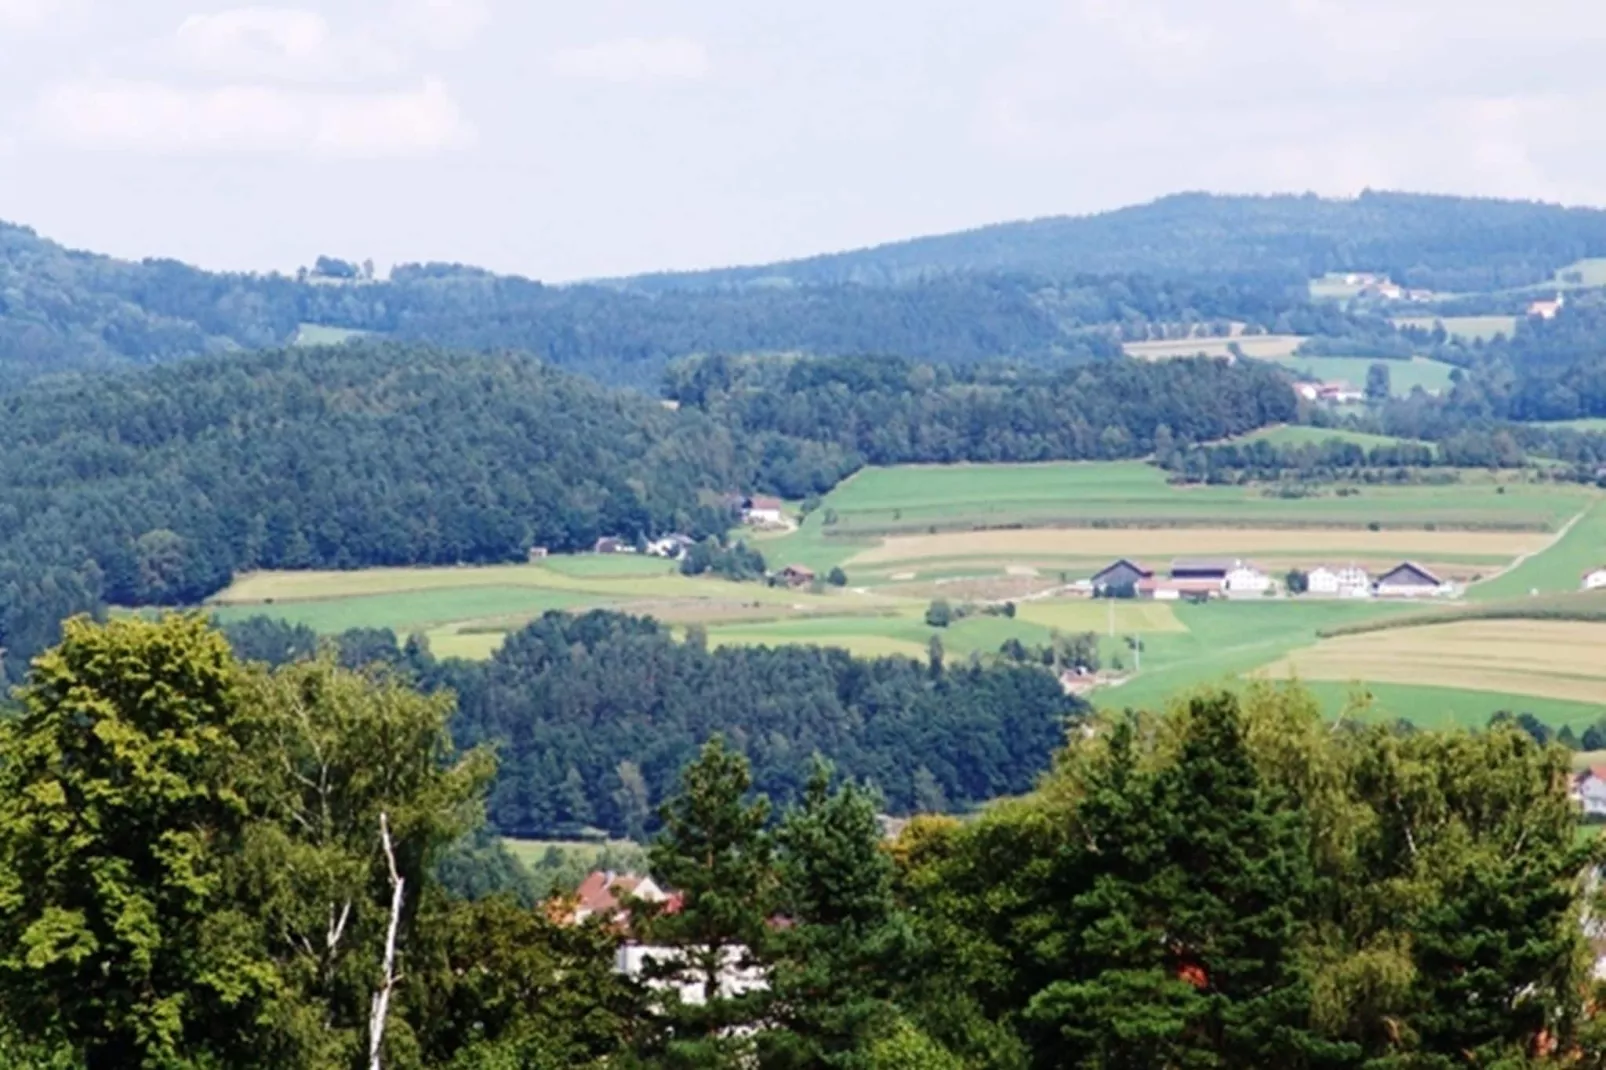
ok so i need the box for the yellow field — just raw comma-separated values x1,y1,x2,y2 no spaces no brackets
213,564,890,611
847,527,1547,567
1014,600,1186,633
1124,335,1304,360
1259,620,1606,705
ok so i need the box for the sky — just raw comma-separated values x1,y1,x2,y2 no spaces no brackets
1,0,1604,281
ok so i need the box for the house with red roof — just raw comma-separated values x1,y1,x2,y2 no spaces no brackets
568,870,673,925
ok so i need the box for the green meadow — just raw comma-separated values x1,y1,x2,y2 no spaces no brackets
201,457,1606,729
1272,354,1457,395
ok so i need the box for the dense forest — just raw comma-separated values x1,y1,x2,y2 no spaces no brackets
0,344,1293,676
625,190,1606,291
0,614,1597,1069
666,352,1297,496
225,610,1081,838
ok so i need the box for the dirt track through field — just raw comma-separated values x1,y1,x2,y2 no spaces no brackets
1259,620,1606,705
848,527,1548,567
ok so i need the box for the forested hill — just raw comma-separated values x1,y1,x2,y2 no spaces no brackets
625,191,1606,292
3,219,1293,388
0,343,1292,676
11,189,1606,388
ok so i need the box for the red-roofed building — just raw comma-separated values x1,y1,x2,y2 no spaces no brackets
568,871,670,924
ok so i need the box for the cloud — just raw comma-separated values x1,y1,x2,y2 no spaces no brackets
551,36,709,83
400,0,490,50
0,0,58,28
173,7,405,80
37,77,470,156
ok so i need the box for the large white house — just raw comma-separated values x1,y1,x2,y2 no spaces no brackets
1584,567,1606,592
1308,565,1372,599
1223,562,1272,597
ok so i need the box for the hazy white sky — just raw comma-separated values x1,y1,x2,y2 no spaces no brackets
1,0,1603,280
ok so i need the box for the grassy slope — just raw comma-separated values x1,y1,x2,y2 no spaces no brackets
1469,498,1606,601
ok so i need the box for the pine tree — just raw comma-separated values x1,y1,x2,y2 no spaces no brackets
643,737,776,1067
761,758,909,1068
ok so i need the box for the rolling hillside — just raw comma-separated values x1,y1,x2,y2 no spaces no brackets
622,191,1606,292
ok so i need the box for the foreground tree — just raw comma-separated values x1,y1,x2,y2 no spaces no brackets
761,759,910,1068
0,616,275,1068
642,737,776,1067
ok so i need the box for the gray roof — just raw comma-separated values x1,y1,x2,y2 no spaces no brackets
1378,562,1442,585
1170,557,1242,574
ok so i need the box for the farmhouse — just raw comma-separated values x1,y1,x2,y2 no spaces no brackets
1308,565,1372,598
527,545,549,561
1583,567,1606,591
1090,558,1153,593
777,564,816,587
1528,292,1566,320
568,871,672,925
1570,769,1606,817
594,536,633,554
1317,382,1365,404
744,495,786,526
1375,562,1449,598
1294,382,1320,402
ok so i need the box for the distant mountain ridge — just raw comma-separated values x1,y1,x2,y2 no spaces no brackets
5,190,1606,388
617,191,1606,293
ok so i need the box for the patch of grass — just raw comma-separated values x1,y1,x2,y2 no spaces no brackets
1237,425,1431,450
539,554,679,578
293,323,372,346
1528,417,1606,433
211,586,600,634
1392,315,1517,342
1272,354,1456,396
1317,590,1606,639
1301,682,1603,731
1124,335,1305,361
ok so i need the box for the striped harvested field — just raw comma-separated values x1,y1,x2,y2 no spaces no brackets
847,527,1547,567
1259,620,1606,705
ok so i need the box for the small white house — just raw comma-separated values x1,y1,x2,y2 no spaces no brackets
743,496,785,526
1583,567,1606,592
1571,768,1606,817
1224,563,1272,597
1308,565,1372,599
615,943,769,1007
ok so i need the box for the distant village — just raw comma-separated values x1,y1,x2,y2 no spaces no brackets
1080,557,1458,601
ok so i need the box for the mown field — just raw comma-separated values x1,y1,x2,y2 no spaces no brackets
1270,354,1456,395
203,458,1605,728
1123,334,1303,360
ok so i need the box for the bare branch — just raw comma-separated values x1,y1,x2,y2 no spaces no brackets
368,812,405,1070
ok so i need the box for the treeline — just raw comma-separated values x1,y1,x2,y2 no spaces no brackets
1162,433,1530,483
666,352,1297,497
1,218,1339,389
0,344,1295,675
3,614,1600,1069
625,190,1606,291
224,611,1084,839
